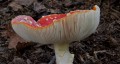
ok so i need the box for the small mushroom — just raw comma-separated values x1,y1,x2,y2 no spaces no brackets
11,5,100,64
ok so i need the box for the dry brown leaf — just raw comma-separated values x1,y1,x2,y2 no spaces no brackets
1,30,7,37
14,0,35,7
33,2,47,13
12,56,26,64
9,2,23,11
8,34,27,49
49,9,61,13
6,23,28,49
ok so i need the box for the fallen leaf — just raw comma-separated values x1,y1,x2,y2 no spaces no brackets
12,56,26,64
48,9,61,13
15,0,35,7
9,2,23,11
5,23,28,49
33,2,47,13
8,34,27,49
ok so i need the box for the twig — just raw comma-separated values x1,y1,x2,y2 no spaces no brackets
94,50,106,60
79,55,84,62
110,7,120,14
111,12,120,19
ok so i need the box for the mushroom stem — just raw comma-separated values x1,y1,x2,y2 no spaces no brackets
54,43,74,64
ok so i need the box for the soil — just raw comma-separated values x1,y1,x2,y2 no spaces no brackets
0,0,120,64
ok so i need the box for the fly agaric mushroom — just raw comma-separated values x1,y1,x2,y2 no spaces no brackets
11,5,100,64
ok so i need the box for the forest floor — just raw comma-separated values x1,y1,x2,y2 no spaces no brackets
0,0,120,64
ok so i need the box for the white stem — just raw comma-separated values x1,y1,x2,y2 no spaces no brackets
54,43,74,64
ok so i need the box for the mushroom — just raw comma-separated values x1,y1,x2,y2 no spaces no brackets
11,5,100,64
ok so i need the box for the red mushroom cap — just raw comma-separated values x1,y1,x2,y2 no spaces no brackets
11,5,100,44
37,14,66,27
